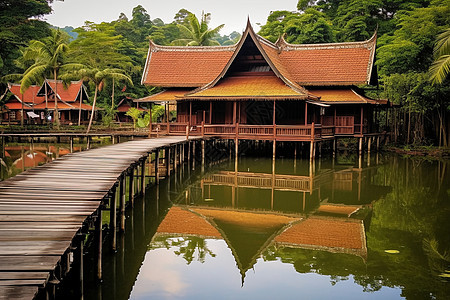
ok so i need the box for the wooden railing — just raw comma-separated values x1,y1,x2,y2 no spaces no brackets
148,117,373,140
203,171,312,192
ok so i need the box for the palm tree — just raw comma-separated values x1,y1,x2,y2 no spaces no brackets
172,12,224,46
429,28,450,85
21,29,83,127
75,67,132,133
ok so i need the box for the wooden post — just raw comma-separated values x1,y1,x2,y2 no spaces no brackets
273,100,276,125
235,139,239,174
174,145,178,172
201,121,204,137
189,101,192,127
155,149,160,184
186,125,189,140
310,142,315,161
70,136,74,153
360,106,364,134
141,158,146,195
96,209,102,280
148,104,152,138
192,141,196,170
333,138,337,157
368,137,372,153
78,234,84,298
201,140,205,172
128,167,134,206
233,101,237,124
119,175,125,232
305,102,308,125
166,147,171,177
179,144,183,165
209,102,212,124
110,186,117,251
86,136,91,150
359,137,363,154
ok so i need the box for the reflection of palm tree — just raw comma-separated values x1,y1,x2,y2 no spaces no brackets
167,237,216,264
172,12,224,46
423,238,450,279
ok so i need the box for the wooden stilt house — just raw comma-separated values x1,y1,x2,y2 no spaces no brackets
2,80,94,125
141,21,387,145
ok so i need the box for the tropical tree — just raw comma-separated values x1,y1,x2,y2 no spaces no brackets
74,67,133,133
20,29,83,127
429,28,450,85
126,107,143,129
172,12,224,46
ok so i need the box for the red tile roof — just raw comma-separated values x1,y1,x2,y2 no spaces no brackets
156,206,222,238
33,101,94,111
40,80,84,102
7,83,45,105
185,74,309,100
4,101,33,110
142,23,376,88
275,217,366,251
135,89,193,102
309,89,377,104
141,42,236,87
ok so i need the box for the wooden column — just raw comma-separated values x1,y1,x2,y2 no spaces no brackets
360,106,364,134
141,158,146,195
233,101,237,124
128,167,134,206
368,137,372,153
201,140,205,172
305,102,308,125
174,145,178,172
148,104,152,138
110,186,117,251
209,102,212,124
155,150,160,184
166,147,171,177
70,136,74,153
77,234,84,298
86,136,91,150
192,141,196,170
359,137,363,154
119,174,125,232
96,209,102,280
189,101,192,127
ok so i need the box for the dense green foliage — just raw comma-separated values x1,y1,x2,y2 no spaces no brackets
259,0,450,146
1,1,449,145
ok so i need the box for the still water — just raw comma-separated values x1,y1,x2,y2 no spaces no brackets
82,150,449,300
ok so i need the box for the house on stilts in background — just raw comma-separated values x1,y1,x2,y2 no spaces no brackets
2,80,95,125
140,20,389,157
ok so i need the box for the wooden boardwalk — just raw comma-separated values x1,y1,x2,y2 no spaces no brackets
0,136,198,299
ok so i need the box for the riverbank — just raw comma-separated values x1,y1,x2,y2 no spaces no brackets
386,145,450,159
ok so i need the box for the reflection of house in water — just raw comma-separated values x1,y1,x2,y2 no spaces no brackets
154,203,367,284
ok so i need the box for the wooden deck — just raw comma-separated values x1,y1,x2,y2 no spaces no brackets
0,136,198,300
149,122,384,141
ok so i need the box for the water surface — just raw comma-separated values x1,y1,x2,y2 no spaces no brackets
84,152,450,300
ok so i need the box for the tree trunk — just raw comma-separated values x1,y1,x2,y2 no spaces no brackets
86,85,98,134
54,69,60,128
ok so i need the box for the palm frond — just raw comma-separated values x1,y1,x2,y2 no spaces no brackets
434,28,450,57
429,54,450,85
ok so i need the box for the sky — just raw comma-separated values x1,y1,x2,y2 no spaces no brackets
45,0,299,35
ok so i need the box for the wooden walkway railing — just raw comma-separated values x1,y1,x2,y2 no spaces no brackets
0,136,199,300
149,117,370,141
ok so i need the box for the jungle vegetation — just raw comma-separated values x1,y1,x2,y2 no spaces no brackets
0,0,449,146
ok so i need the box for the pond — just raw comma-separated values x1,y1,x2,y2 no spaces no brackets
80,150,450,300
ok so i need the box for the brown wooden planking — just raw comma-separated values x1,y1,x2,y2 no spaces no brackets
0,256,60,271
0,136,199,298
0,286,38,300
0,272,48,280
